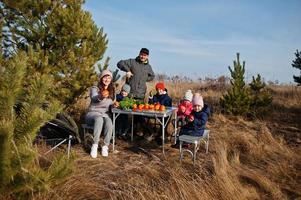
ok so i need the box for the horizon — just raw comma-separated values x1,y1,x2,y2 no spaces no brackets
83,0,301,84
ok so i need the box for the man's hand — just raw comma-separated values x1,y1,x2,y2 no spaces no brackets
126,71,133,78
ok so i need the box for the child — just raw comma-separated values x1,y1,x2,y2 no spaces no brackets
148,82,172,107
147,82,172,142
176,90,193,127
172,93,210,148
179,93,210,137
116,84,131,139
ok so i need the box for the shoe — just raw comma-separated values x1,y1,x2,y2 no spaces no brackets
90,144,98,158
146,134,155,142
121,133,128,141
136,131,144,137
101,145,109,157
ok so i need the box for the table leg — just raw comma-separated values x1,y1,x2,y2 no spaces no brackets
174,111,177,144
131,114,134,142
113,112,116,151
162,116,165,155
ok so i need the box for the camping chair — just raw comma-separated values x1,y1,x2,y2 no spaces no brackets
179,130,210,165
38,113,79,159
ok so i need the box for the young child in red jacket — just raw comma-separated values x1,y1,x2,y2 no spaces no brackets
177,90,193,127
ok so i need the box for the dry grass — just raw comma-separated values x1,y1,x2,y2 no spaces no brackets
36,82,301,200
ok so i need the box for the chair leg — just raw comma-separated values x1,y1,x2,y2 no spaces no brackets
193,142,197,165
179,141,183,163
205,133,209,154
67,135,72,158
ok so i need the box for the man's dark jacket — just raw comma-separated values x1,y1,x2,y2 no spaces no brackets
117,57,155,99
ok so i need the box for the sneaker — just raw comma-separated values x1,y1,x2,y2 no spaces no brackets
146,134,155,142
120,133,128,141
136,131,144,137
101,145,109,157
90,144,98,158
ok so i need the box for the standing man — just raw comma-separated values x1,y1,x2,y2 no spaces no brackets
117,48,155,101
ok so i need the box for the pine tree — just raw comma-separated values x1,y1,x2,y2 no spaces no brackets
249,74,272,117
0,0,108,106
220,53,251,115
0,51,73,199
292,49,301,85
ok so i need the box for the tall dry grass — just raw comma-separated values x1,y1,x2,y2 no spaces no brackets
37,81,301,200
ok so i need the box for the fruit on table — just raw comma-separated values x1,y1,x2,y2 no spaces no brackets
149,104,154,110
154,104,160,110
119,97,137,109
101,89,109,98
144,104,149,110
133,104,137,109
159,105,166,111
138,104,144,110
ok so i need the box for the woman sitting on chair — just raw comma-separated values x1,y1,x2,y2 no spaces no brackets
85,70,117,158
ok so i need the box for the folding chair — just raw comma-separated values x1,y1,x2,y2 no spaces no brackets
179,130,210,164
44,135,73,158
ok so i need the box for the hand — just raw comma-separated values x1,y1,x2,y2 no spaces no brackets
113,101,119,108
101,90,109,98
188,115,194,122
149,90,153,97
126,71,133,78
179,105,186,114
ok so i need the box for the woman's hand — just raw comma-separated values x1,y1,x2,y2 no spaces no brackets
113,101,119,108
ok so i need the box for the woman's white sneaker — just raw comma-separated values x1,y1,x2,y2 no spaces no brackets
101,145,109,157
90,144,98,158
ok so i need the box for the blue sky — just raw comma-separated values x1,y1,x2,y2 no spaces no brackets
83,0,301,83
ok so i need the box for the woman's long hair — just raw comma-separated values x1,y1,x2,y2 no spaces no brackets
98,77,115,100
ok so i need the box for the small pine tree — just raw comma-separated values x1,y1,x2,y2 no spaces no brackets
220,53,251,115
0,51,73,199
249,74,272,117
292,49,301,85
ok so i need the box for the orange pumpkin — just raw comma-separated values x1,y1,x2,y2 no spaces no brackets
154,104,160,110
138,104,144,110
101,89,109,98
149,104,154,110
159,105,166,111
144,104,149,110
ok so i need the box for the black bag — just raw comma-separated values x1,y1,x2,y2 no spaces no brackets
37,113,81,144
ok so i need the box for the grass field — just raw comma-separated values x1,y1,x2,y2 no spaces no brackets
39,81,301,200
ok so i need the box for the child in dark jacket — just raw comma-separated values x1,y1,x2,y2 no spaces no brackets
148,82,172,107
116,84,131,139
179,93,210,137
146,82,172,142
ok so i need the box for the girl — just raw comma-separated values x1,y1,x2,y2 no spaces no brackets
179,93,210,137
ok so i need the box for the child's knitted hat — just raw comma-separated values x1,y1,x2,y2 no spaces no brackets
122,84,131,93
155,82,165,90
192,93,204,107
184,90,193,101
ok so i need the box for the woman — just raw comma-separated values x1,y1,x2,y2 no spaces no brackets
85,70,115,158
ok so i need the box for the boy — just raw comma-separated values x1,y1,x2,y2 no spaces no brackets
116,84,131,139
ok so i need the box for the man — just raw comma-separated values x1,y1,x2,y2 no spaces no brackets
117,48,155,101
